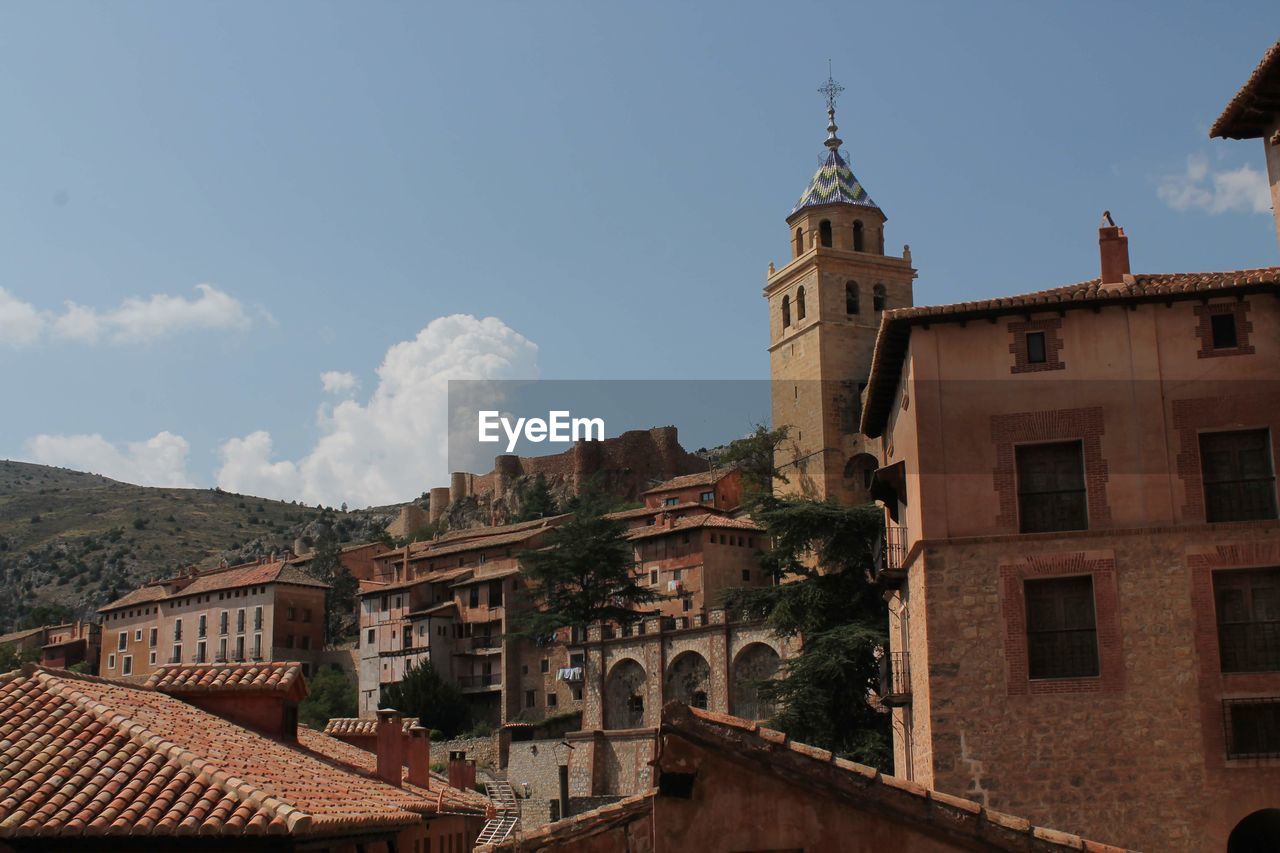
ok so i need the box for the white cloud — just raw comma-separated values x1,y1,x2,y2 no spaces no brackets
217,314,539,507
1158,153,1272,215
24,431,194,488
52,283,252,344
0,288,46,348
320,370,359,395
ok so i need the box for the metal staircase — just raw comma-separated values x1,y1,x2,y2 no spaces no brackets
475,780,521,845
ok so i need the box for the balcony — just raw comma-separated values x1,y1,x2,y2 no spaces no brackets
1222,696,1280,760
458,673,501,691
879,651,911,707
874,525,908,589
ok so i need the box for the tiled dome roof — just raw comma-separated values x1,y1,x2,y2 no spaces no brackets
792,147,879,216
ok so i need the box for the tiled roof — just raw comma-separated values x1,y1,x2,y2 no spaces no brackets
640,468,734,495
409,600,459,617
476,790,655,851
100,559,328,613
0,626,45,646
791,148,880,216
1211,39,1280,139
860,266,1280,437
435,514,571,545
97,583,169,613
416,527,548,560
0,666,431,839
145,662,307,698
322,716,419,737
626,513,762,542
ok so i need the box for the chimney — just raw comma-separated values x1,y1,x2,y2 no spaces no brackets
447,749,476,792
1098,211,1131,287
375,709,404,787
407,726,432,789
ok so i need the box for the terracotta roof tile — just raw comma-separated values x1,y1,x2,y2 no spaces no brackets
100,560,327,613
1211,39,1280,139
145,662,307,699
322,717,418,737
640,468,734,495
625,513,762,541
0,666,431,839
476,789,655,852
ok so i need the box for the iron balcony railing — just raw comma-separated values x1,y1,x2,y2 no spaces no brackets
874,526,909,588
472,636,501,650
879,651,912,707
1222,697,1280,760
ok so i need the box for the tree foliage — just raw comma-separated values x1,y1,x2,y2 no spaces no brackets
516,494,657,637
18,603,73,630
380,660,471,739
512,474,559,522
299,664,358,729
0,643,39,674
719,424,790,499
303,525,357,645
724,494,891,768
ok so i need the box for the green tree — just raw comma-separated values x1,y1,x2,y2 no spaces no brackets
380,660,470,738
516,495,657,638
299,664,358,729
0,643,39,674
719,424,790,499
18,603,73,630
723,495,891,769
303,526,357,645
512,474,559,522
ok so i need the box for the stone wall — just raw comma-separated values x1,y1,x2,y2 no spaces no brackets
430,733,499,771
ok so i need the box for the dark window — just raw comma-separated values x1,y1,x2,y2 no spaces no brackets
664,497,679,506
1211,313,1239,349
873,284,886,312
148,628,157,648
796,286,806,320
781,295,791,328
366,628,375,645
1215,568,1280,672
1201,430,1277,523
489,580,503,607
742,569,751,582
525,690,535,708
469,586,480,608
1015,441,1088,533
541,657,549,673
819,219,832,247
547,693,558,708
1026,332,1047,364
1223,697,1280,759
853,220,864,252
846,281,859,314
700,490,714,502
682,597,691,612
1025,575,1099,679
793,227,803,257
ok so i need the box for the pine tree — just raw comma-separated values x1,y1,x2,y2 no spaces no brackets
513,474,559,522
380,660,470,738
304,525,357,646
298,664,358,729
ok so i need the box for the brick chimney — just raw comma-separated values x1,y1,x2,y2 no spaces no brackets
1098,211,1131,288
375,709,404,787
407,726,432,789
447,749,476,791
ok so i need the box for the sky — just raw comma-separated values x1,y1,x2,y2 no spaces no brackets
0,2,1276,508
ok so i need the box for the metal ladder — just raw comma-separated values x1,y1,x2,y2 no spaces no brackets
475,780,521,845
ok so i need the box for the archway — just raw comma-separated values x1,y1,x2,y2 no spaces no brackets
731,643,781,720
843,453,880,504
604,659,647,729
665,651,711,710
1229,809,1280,853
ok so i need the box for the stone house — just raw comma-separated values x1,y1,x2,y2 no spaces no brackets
0,620,100,672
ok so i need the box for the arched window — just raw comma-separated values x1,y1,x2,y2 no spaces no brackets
796,286,806,321
781,295,791,328
846,281,859,315
793,227,803,257
819,220,832,247
873,284,886,312
853,220,864,252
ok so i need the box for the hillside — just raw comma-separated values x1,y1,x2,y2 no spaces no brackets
0,461,397,633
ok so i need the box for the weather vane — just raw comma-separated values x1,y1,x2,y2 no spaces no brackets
818,60,844,113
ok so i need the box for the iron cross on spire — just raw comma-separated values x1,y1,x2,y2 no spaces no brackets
818,61,844,112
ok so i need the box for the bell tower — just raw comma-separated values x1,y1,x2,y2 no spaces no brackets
765,73,916,503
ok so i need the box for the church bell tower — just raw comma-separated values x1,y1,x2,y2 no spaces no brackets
765,73,917,503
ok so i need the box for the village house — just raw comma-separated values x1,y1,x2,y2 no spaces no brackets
0,620,100,672
0,661,491,852
96,555,329,681
854,42,1280,853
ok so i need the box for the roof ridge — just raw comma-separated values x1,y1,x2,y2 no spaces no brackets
33,669,314,834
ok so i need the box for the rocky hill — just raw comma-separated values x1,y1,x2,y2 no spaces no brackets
0,461,397,633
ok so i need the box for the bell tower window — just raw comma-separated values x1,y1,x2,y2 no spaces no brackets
846,282,859,315
781,296,791,328
853,220,864,252
873,284,886,312
796,287,807,321
819,220,833,248
793,227,803,257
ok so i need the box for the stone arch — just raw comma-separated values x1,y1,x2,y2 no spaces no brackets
731,643,781,720
819,219,833,248
793,227,803,257
664,651,711,710
604,658,647,730
1230,809,1280,852
781,295,791,328
843,453,879,504
796,286,806,321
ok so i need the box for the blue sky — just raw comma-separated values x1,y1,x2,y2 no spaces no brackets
0,2,1276,507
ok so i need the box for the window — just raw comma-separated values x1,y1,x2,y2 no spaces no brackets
303,608,312,623
819,219,832,247
1015,441,1088,533
285,635,295,649
218,638,228,661
1201,430,1277,523
742,569,751,582
1215,568,1280,672
195,642,206,663
682,597,692,612
781,295,791,328
541,657,550,673
1025,576,1098,679
134,629,142,642
1026,332,1047,364
367,628,375,645
149,651,156,666
873,284,886,312
287,606,296,621
173,619,183,642
197,614,206,638
663,497,679,506
699,490,714,503
673,569,682,580
650,569,658,585
171,644,182,664
547,693,558,708
793,227,803,257
254,606,263,630
525,690,535,709
148,627,157,648
796,286,806,320
107,653,116,670
237,609,245,633
853,220,864,252
1223,697,1280,759
118,631,127,651
1211,313,1239,349
220,611,229,634
846,281,859,315
489,581,503,607
234,636,245,660
469,586,480,608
